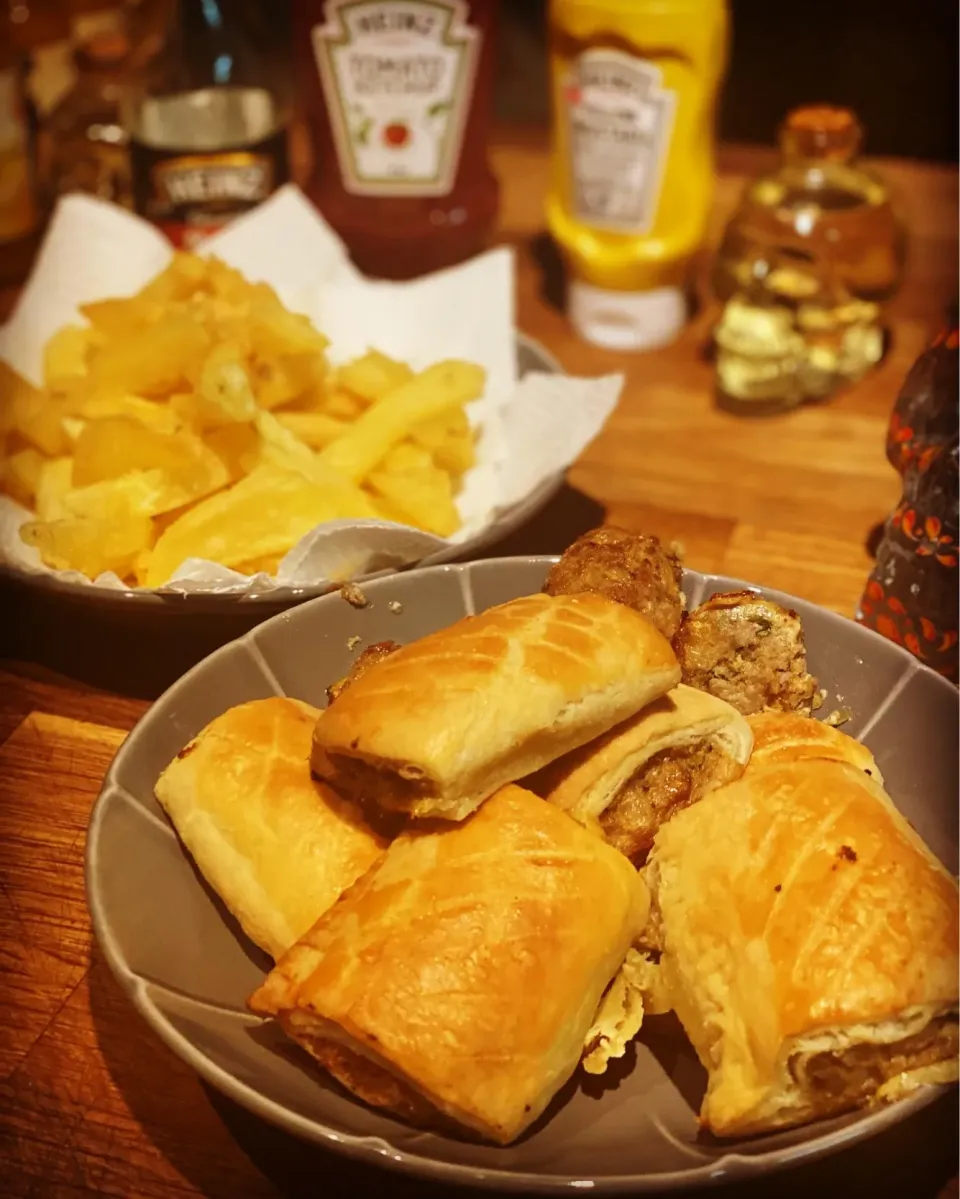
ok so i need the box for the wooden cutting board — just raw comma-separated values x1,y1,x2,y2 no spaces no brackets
0,712,955,1199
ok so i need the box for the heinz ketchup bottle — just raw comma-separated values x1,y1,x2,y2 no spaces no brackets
292,0,501,279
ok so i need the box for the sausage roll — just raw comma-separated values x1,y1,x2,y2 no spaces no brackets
155,697,387,959
312,592,681,822
745,710,882,782
249,784,650,1144
531,684,752,863
645,758,959,1137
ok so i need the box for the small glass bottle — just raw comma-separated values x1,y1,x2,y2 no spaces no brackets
712,105,906,412
46,15,133,206
124,0,292,247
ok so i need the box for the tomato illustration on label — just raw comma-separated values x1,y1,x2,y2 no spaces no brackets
383,121,411,149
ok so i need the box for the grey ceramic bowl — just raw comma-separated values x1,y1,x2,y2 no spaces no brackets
86,559,959,1194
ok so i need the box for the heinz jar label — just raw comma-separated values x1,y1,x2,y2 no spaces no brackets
311,0,480,197
563,49,676,234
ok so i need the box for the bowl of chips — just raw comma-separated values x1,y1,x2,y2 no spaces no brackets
0,189,622,608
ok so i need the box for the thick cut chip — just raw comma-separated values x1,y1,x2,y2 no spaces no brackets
196,343,259,423
203,422,261,481
336,350,414,401
72,418,228,506
316,360,485,482
80,296,163,338
35,457,74,520
367,442,461,537
21,513,152,579
411,407,476,474
1,360,39,434
62,468,195,519
248,289,329,359
78,393,182,434
0,446,45,507
145,465,370,586
88,316,210,397
251,354,322,410
135,252,208,304
276,411,348,448
14,391,72,456
43,325,97,387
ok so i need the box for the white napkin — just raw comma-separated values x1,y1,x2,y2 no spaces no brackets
0,185,623,594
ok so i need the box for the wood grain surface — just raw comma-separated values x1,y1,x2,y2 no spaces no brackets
0,130,957,1197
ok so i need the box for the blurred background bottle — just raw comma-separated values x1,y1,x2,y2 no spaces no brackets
123,0,291,247
46,2,134,206
712,105,906,412
1,0,70,286
546,0,729,351
291,0,501,280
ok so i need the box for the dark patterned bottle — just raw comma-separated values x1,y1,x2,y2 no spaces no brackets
857,327,959,682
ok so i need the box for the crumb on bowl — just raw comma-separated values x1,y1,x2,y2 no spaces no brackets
346,634,362,650
340,583,369,609
388,600,403,614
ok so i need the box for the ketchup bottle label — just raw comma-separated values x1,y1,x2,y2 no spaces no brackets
563,49,676,234
311,0,481,197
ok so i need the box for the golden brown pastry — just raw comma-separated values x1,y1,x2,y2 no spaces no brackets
531,684,752,863
645,758,959,1137
673,590,818,715
312,592,681,822
745,710,882,782
248,784,650,1144
326,640,400,705
155,697,387,959
543,526,686,639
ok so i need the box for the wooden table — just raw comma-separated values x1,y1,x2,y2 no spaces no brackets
1,131,957,1198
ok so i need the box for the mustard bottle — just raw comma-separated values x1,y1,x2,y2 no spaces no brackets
547,0,729,351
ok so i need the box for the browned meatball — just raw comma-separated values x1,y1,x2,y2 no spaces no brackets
543,526,685,639
326,641,400,705
673,591,817,716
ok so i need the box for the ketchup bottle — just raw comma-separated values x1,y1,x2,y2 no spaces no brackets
292,0,500,279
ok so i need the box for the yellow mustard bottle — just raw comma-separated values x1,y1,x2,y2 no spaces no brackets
547,0,729,351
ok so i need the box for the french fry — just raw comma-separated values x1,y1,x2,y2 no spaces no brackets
0,360,39,435
80,296,162,338
145,465,364,586
276,411,348,448
410,407,476,474
337,350,414,401
62,469,188,520
78,393,182,434
88,315,210,397
367,443,461,537
135,252,208,304
196,342,259,423
0,446,45,507
72,418,228,508
316,360,484,482
43,325,101,388
320,388,368,420
35,457,75,521
14,391,72,455
203,422,261,481
21,512,153,578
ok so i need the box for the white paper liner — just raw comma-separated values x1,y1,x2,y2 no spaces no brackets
0,186,623,595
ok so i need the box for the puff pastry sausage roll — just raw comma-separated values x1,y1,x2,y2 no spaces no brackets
646,758,959,1137
532,684,752,863
745,711,882,782
312,592,681,822
155,698,387,959
249,784,650,1144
